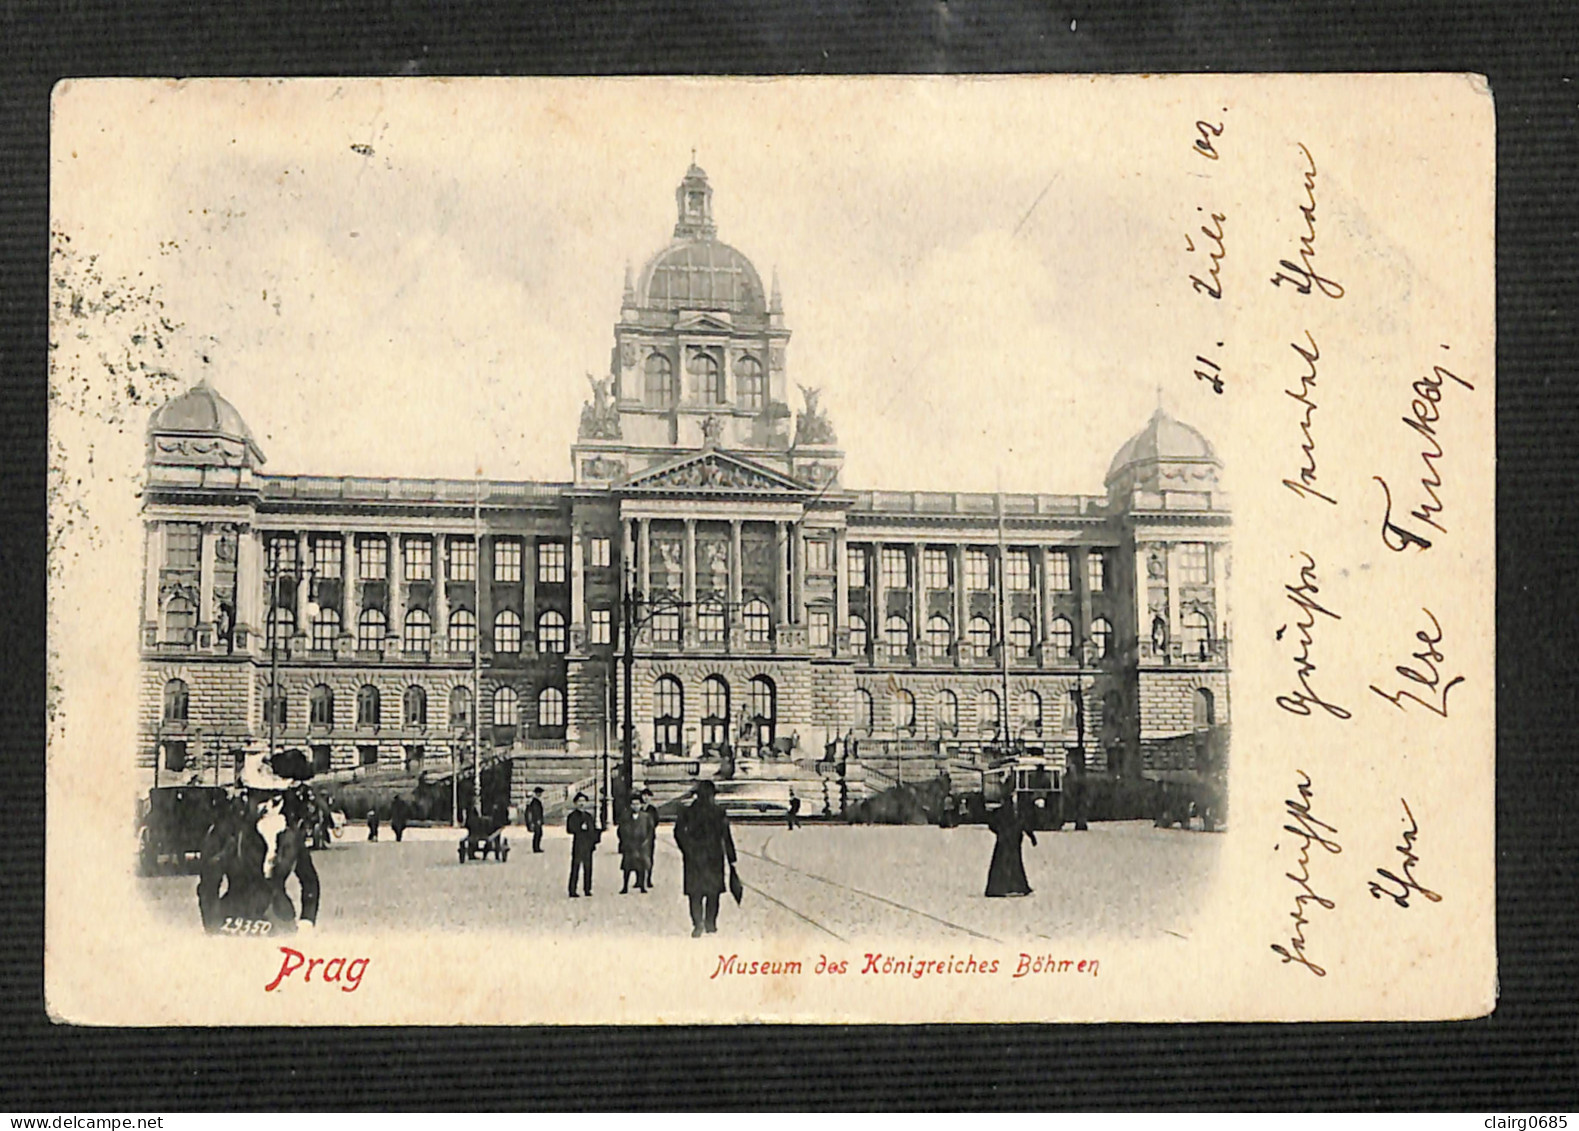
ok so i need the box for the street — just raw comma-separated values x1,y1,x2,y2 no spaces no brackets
140,820,1221,943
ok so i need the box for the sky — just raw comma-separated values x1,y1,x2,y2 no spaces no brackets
52,77,1233,494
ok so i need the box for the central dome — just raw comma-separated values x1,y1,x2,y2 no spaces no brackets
1106,407,1219,484
635,163,767,315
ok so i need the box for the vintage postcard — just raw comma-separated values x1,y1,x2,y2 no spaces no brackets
45,75,1494,1024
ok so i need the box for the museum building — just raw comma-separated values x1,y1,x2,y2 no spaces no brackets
137,164,1231,805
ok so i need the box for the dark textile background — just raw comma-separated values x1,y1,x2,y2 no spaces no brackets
2,0,1574,1110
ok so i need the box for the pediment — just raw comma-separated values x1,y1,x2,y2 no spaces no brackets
623,450,809,494
674,311,734,333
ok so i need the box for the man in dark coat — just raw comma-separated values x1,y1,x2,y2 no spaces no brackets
366,806,380,842
672,780,736,937
638,789,660,890
617,804,650,894
566,792,599,897
786,789,803,831
525,787,545,853
390,795,410,843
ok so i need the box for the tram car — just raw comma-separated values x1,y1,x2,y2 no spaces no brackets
137,785,230,874
981,748,1068,831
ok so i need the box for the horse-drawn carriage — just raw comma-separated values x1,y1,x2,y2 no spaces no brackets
457,806,511,863
138,784,230,874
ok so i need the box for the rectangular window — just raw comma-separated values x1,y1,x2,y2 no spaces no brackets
805,538,831,574
651,609,680,645
359,744,378,768
404,537,432,581
590,608,611,646
1088,550,1107,593
493,539,522,583
537,541,566,584
809,608,832,648
447,537,476,581
1047,549,1072,591
966,549,992,591
311,536,342,579
358,537,387,581
697,604,726,644
1181,543,1210,585
1006,549,1031,592
165,523,201,569
588,537,611,568
923,548,950,591
881,546,909,590
847,546,868,589
265,535,297,573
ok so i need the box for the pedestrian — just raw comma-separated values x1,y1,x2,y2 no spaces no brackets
390,795,409,843
1067,754,1089,832
984,795,1036,898
786,789,802,831
366,805,380,842
617,802,650,894
639,789,659,890
672,780,737,937
526,787,545,853
566,792,599,898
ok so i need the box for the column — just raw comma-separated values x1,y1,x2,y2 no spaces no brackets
1079,547,1096,656
569,528,585,640
910,542,923,660
728,519,743,620
295,531,311,635
1211,542,1228,654
682,518,697,638
522,535,536,650
1134,542,1150,660
144,523,162,635
343,532,359,635
1037,546,1051,665
1166,542,1182,645
953,543,967,666
623,518,636,596
433,533,448,651
872,540,886,659
389,534,405,643
775,521,789,626
235,525,259,642
198,523,218,632
638,518,651,598
833,528,849,650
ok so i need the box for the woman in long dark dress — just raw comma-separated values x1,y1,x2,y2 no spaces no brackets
985,796,1037,897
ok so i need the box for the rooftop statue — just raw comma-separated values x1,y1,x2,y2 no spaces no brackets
578,373,622,440
794,383,837,447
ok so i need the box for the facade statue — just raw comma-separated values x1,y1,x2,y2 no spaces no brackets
794,383,837,447
578,373,622,440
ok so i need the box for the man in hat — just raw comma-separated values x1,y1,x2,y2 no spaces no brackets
525,786,546,853
672,780,736,937
786,789,803,831
638,789,660,890
566,792,599,897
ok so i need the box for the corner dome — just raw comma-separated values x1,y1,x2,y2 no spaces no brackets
1106,408,1218,484
148,379,265,465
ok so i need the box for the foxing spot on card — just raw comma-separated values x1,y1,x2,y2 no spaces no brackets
46,75,1494,1024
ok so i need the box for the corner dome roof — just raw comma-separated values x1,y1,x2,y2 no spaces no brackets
1106,408,1219,483
148,379,264,461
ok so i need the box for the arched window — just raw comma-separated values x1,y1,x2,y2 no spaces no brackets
742,599,772,644
266,606,295,648
968,616,994,659
356,684,381,728
163,679,189,723
164,593,197,645
701,675,730,751
312,607,340,651
356,608,385,650
1019,690,1043,737
848,615,868,654
538,610,567,654
494,609,522,653
448,608,477,653
1193,687,1216,729
690,349,725,405
977,689,1001,739
538,686,565,731
449,685,473,729
926,615,952,657
1049,616,1074,660
492,685,518,728
884,614,911,657
653,675,683,755
697,601,726,644
645,352,677,407
1009,616,1034,659
894,688,917,734
1182,610,1212,660
403,608,431,654
404,685,428,728
735,354,765,410
936,689,959,736
1091,616,1113,659
749,676,777,749
309,683,335,729
854,688,874,734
